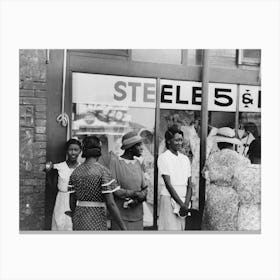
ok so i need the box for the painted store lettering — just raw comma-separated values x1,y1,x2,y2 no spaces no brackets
73,73,261,112
114,81,156,103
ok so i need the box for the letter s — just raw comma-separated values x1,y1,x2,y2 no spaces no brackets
114,81,127,101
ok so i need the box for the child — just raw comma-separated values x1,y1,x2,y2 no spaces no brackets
46,139,82,231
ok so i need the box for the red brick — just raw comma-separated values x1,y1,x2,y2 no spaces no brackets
35,142,47,149
37,179,46,186
21,186,35,194
38,156,46,163
35,90,47,98
37,149,46,156
35,112,46,119
21,179,36,185
39,163,46,172
35,134,47,141
35,105,46,112
22,81,34,90
33,82,47,91
37,172,46,179
20,97,46,105
35,119,46,127
20,89,34,97
35,127,46,134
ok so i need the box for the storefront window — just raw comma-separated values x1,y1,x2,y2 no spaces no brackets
131,49,182,65
71,73,156,228
238,112,261,157
71,73,261,228
188,49,237,68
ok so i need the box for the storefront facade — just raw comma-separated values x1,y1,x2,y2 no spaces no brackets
19,49,261,230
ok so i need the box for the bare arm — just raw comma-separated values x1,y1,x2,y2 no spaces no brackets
103,192,127,230
184,177,193,208
113,188,136,200
162,174,184,207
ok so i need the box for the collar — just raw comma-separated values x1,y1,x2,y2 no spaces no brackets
118,156,138,164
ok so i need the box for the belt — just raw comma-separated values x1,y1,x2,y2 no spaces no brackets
76,200,106,208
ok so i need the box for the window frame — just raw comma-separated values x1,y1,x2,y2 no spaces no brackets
237,49,261,66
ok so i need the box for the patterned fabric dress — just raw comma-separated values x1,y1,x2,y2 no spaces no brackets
202,149,257,231
69,162,120,231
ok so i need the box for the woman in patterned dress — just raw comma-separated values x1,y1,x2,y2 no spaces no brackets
69,135,126,231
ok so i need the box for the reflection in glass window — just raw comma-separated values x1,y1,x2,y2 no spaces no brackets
238,49,261,66
237,112,261,158
131,49,182,64
209,49,237,68
188,49,237,67
72,102,155,228
188,49,203,65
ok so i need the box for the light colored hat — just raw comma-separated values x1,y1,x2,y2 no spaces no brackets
214,127,242,145
121,131,143,150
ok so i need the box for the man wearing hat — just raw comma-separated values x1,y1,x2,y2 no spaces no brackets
109,131,148,230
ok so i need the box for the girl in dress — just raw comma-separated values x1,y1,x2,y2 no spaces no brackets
46,139,82,231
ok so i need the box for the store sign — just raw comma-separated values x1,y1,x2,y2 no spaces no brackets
72,73,261,112
239,85,261,112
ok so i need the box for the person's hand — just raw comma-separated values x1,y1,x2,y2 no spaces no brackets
134,191,146,202
45,161,53,172
179,205,189,217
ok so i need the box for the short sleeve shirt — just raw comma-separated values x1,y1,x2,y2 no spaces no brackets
157,150,191,197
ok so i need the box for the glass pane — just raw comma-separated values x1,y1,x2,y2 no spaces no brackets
131,49,182,64
209,49,237,68
188,49,203,65
238,112,261,160
188,49,237,67
243,49,261,59
72,74,156,230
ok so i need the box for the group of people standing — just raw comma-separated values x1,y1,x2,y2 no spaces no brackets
47,125,193,231
47,123,261,231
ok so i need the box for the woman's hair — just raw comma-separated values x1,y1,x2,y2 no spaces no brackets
81,135,102,158
217,142,233,150
244,122,258,138
65,138,82,151
165,124,183,149
248,137,261,163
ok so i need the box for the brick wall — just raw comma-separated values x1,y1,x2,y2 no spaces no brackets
19,50,47,230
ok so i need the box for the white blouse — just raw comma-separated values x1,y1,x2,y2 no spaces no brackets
157,150,191,198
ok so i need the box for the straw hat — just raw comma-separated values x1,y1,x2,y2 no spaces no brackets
121,131,143,150
214,127,242,145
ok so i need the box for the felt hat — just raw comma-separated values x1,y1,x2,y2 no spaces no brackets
121,131,143,150
213,127,242,145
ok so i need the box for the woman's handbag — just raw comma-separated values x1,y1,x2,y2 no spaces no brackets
185,209,201,230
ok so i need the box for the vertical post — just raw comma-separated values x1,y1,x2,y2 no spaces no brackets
199,50,210,225
153,78,161,229
235,84,240,137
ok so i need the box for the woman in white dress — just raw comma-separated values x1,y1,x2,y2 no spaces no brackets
157,125,193,230
46,139,82,231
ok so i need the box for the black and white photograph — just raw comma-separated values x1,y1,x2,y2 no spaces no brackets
1,1,280,280
19,49,262,232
